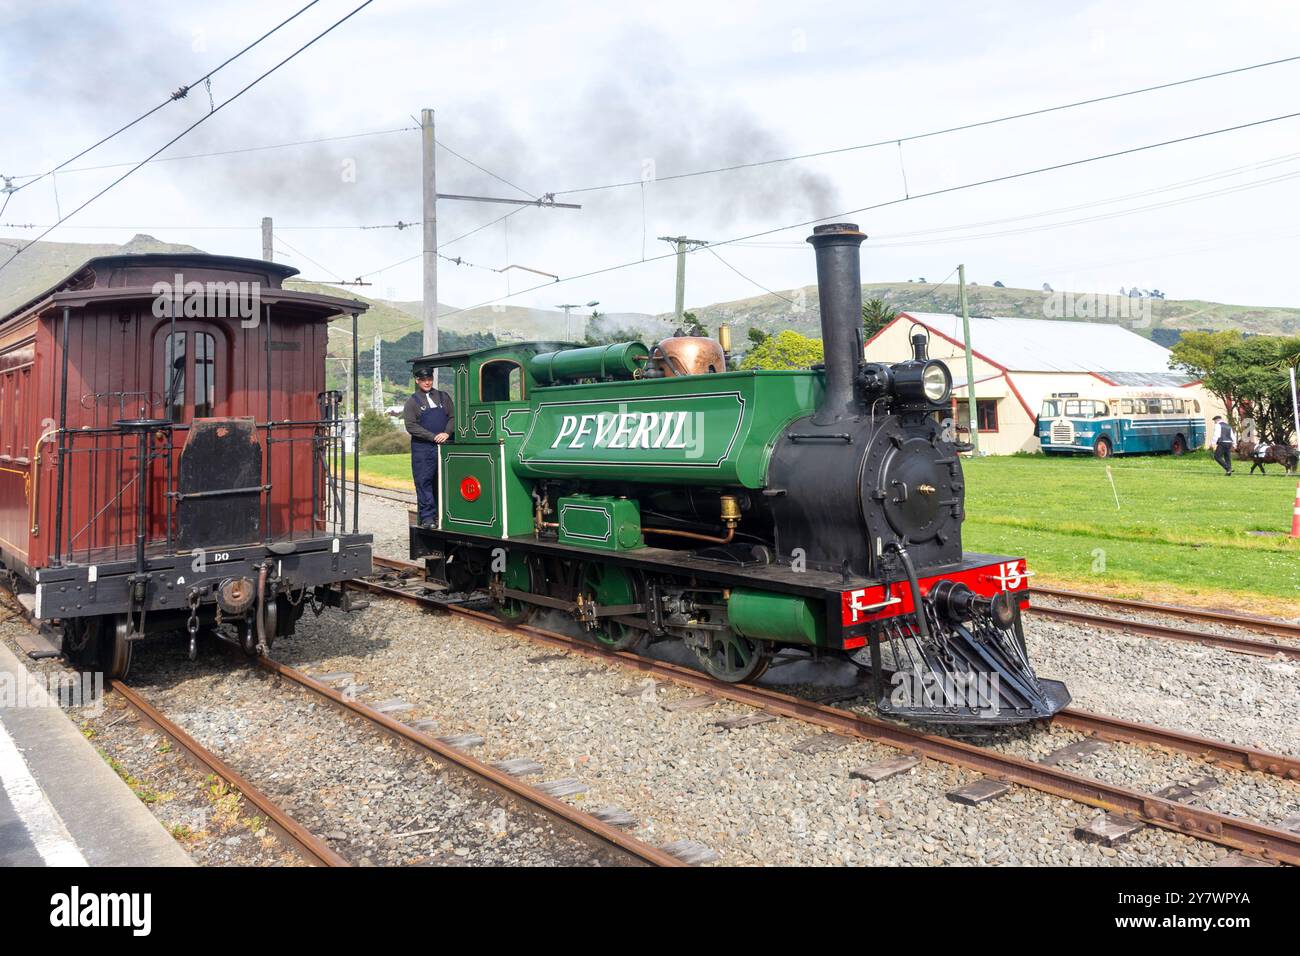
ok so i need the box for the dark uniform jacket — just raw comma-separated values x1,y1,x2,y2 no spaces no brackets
403,388,455,444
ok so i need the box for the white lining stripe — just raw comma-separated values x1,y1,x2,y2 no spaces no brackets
0,713,88,867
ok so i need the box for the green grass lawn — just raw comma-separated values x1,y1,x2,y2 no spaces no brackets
350,453,413,490
962,451,1299,605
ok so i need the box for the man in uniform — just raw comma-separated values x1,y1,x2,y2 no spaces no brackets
404,366,454,528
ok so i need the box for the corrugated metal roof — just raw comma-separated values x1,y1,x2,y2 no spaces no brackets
900,312,1183,377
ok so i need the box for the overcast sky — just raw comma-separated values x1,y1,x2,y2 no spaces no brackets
3,0,1300,321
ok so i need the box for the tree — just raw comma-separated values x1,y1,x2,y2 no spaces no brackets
993,280,1005,288
738,330,823,371
1280,336,1300,370
747,326,769,346
862,297,899,340
678,311,709,338
1204,336,1296,443
1169,330,1244,423
359,408,394,446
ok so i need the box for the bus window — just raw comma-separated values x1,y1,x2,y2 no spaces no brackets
1091,401,1108,418
1041,400,1059,418
1145,399,1161,415
1161,398,1175,415
1120,399,1133,415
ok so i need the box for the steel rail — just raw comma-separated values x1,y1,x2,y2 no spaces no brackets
252,655,682,868
1051,709,1300,780
111,680,349,867
1032,585,1300,641
1028,602,1300,662
357,564,1300,865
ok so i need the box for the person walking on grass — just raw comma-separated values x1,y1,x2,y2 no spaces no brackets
1211,415,1235,475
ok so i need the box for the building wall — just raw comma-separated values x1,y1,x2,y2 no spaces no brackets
863,317,1224,455
865,318,1035,454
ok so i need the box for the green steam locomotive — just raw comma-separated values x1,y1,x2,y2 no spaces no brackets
408,224,1069,725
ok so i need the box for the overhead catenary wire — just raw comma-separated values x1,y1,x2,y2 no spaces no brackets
274,232,346,282
552,51,1300,196
374,106,1300,335
704,246,796,305
0,0,379,278
7,0,326,193
435,139,536,199
6,127,418,182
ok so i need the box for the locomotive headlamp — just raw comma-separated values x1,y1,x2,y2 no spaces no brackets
889,359,951,406
922,362,951,402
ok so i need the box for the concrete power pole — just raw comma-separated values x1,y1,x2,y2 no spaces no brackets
958,263,979,454
261,217,273,261
421,108,439,360
658,236,709,322
372,335,383,412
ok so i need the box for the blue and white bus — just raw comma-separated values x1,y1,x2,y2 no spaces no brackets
1037,390,1205,458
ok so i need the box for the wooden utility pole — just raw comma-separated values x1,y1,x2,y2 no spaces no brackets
421,108,438,359
658,236,709,322
958,263,979,453
261,217,273,261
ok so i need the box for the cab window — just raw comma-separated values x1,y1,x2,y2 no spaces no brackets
480,359,524,402
1040,400,1059,418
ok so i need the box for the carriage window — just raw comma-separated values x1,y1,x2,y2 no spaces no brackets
164,333,186,422
18,368,30,457
481,360,524,402
0,374,9,456
195,333,215,418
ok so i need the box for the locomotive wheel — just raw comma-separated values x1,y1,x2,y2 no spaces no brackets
492,553,537,626
106,615,133,680
578,562,643,651
692,630,770,683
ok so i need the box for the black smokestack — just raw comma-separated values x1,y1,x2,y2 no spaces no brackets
807,222,867,424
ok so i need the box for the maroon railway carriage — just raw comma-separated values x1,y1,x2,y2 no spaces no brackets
0,253,372,676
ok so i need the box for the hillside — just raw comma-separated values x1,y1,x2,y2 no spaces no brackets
5,237,1298,351
669,281,1300,344
0,234,205,316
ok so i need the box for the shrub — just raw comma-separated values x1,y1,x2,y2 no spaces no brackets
362,428,410,455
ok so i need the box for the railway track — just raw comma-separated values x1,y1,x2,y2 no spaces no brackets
1030,586,1300,661
245,653,683,867
121,654,679,868
362,556,1300,865
2,583,680,868
111,680,349,867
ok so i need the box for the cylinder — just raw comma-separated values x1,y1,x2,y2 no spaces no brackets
727,588,826,646
807,222,867,424
529,341,649,384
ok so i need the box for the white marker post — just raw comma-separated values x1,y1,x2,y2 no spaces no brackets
1290,366,1298,446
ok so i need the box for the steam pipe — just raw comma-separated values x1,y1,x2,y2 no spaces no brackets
807,223,867,425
